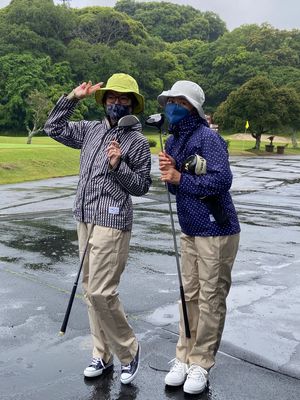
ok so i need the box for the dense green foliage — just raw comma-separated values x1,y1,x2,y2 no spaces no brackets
0,0,299,138
115,0,227,42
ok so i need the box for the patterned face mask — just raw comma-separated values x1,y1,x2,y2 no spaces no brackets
165,103,190,125
105,104,131,121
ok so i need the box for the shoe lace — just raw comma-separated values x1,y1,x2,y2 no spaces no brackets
168,358,186,372
91,357,104,368
187,364,207,380
121,363,131,372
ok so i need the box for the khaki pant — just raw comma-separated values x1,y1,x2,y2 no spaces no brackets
77,223,138,365
176,233,240,370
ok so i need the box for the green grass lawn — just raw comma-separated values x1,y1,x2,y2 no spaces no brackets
145,131,300,156
0,136,80,184
0,133,299,185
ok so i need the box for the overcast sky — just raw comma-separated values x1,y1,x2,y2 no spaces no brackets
0,0,299,31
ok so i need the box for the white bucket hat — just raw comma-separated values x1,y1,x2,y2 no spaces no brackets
157,80,206,119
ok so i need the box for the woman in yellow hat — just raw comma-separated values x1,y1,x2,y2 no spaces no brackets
44,73,151,384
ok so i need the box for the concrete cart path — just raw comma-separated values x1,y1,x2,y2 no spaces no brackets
0,155,300,399
1,266,299,400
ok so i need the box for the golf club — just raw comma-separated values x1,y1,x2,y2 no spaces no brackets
59,114,140,336
146,114,191,338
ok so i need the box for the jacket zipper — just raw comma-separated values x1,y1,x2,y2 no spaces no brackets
81,129,115,221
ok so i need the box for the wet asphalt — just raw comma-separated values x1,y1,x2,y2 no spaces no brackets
0,155,300,400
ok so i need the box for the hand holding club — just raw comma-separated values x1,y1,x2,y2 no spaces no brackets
159,151,175,170
107,140,122,169
159,152,180,185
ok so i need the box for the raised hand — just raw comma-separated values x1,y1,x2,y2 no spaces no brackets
71,81,103,100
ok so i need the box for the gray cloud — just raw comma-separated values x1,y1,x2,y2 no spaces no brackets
0,0,299,31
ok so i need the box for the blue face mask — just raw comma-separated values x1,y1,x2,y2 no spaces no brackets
165,103,190,125
106,104,130,121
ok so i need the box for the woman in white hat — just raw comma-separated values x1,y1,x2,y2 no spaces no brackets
158,80,240,395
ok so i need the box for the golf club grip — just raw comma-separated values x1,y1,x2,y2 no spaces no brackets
60,283,78,335
180,285,191,338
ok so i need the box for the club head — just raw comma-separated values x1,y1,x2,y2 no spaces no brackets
118,115,140,127
145,113,165,130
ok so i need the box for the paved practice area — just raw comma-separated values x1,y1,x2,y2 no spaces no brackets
0,155,300,399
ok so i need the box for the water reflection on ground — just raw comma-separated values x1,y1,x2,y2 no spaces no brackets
0,155,300,392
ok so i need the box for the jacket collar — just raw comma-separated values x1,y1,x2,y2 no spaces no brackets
168,113,207,138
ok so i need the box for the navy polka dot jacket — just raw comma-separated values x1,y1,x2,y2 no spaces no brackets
165,114,240,237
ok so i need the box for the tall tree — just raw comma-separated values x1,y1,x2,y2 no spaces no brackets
73,7,148,46
115,0,227,42
25,90,52,144
0,54,74,131
214,76,300,150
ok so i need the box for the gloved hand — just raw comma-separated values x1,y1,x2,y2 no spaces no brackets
181,154,206,175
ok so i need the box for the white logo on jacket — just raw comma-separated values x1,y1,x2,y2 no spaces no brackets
109,206,120,215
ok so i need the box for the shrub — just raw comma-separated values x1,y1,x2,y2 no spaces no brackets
148,139,157,148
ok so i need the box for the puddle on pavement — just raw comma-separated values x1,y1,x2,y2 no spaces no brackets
146,303,179,326
0,216,78,273
0,256,22,264
23,262,53,271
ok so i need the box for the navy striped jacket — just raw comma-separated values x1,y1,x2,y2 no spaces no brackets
44,96,152,231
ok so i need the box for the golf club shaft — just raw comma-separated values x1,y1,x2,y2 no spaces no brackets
59,228,91,335
59,158,110,335
159,132,191,338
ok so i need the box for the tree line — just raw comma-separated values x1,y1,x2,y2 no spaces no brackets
0,0,299,147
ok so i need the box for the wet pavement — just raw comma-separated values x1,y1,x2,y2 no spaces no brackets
0,155,300,399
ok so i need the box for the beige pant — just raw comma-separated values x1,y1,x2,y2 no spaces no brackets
77,223,138,365
176,233,240,370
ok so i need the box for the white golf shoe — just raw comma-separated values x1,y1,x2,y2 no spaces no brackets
183,364,208,394
164,358,188,386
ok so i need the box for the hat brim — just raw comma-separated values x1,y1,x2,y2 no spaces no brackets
157,90,206,120
95,88,144,114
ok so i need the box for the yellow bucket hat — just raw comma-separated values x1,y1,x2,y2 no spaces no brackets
95,73,144,114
